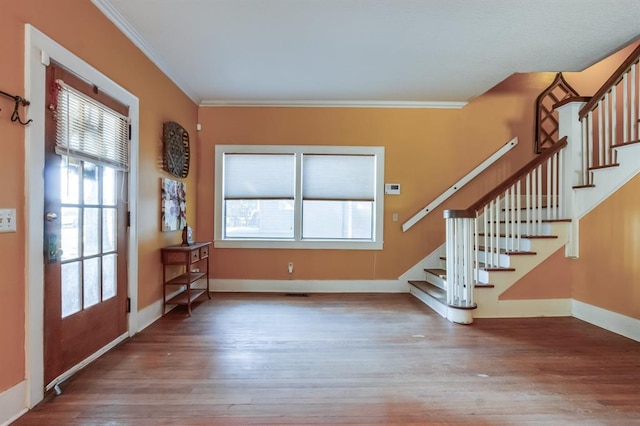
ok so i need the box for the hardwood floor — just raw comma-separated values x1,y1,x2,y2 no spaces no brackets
15,293,640,425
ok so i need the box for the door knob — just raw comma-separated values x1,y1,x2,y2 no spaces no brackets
46,212,58,222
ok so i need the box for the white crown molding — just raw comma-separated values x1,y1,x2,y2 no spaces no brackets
199,99,468,109
91,0,199,103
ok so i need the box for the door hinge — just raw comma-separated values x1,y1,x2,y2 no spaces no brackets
128,124,132,141
127,211,131,227
127,297,131,313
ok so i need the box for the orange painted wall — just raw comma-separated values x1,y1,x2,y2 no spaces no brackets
196,47,630,283
572,174,640,319
499,248,572,300
0,1,197,393
196,73,563,280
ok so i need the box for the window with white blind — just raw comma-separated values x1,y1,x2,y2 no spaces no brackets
215,145,384,249
55,79,129,171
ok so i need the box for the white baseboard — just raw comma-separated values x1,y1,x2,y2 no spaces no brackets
136,287,184,332
210,279,407,293
572,300,640,343
0,381,27,426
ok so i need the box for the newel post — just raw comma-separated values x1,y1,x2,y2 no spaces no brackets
556,98,588,258
443,209,477,324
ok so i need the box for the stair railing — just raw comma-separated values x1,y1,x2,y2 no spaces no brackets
578,43,640,185
443,138,568,308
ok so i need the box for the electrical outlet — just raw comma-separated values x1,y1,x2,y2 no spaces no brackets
288,262,294,274
0,209,17,233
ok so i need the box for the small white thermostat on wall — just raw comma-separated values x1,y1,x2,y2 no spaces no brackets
384,183,401,195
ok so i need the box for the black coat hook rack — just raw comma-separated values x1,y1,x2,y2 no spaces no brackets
0,89,33,126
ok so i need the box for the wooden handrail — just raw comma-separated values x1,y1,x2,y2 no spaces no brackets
403,137,518,232
463,137,567,214
579,43,640,120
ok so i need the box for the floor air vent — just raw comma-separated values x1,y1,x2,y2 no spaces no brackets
284,293,309,297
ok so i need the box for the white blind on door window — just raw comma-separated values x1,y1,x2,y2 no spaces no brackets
303,155,375,200
224,154,295,199
55,79,129,170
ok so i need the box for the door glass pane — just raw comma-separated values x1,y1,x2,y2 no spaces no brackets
103,167,116,206
302,200,373,239
83,162,99,205
61,156,81,204
61,207,81,260
225,199,294,239
61,261,81,318
83,257,100,309
84,208,100,256
102,254,117,301
103,208,116,253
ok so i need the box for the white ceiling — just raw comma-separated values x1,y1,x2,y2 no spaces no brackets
93,0,640,107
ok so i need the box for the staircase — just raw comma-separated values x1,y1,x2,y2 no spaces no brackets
409,217,570,322
408,42,640,324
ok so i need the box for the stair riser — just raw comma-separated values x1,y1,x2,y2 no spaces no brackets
428,269,491,285
476,250,511,268
476,236,532,251
480,222,554,235
425,273,446,289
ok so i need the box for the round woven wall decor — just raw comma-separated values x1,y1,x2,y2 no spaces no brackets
163,121,190,178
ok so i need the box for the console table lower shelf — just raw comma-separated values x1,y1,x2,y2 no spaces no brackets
164,273,210,313
161,242,212,316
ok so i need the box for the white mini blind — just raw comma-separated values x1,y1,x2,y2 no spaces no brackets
302,154,375,200
224,154,295,199
55,79,129,170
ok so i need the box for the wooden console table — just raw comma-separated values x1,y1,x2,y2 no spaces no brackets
160,242,211,316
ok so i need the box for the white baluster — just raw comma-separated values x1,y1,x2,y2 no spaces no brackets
474,216,479,285
525,173,531,237
483,206,488,269
494,196,500,259
598,99,604,166
612,85,617,164
505,187,510,252
587,111,594,180
516,180,521,248
547,157,552,221
537,164,543,235
623,72,629,143
531,168,537,236
632,63,637,141
558,149,564,218
604,92,610,165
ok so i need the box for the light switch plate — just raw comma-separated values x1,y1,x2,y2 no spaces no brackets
0,209,17,233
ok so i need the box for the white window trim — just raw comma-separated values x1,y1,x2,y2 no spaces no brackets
214,145,384,250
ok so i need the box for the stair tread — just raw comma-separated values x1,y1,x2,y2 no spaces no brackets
439,256,518,271
612,139,640,148
477,246,537,255
408,280,447,303
588,163,620,171
491,218,571,223
477,233,558,239
424,268,447,278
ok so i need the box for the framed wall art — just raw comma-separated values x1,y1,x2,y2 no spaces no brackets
161,177,187,231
